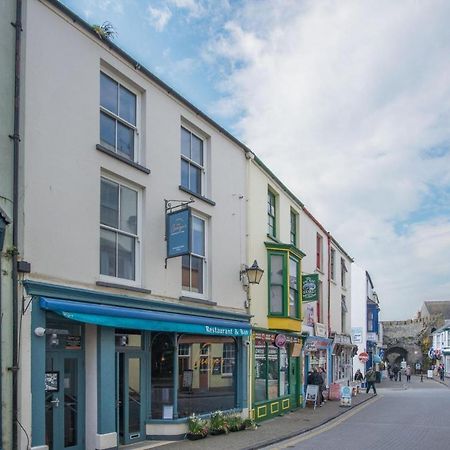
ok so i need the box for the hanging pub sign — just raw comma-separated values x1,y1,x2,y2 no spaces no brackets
166,207,191,258
302,274,319,302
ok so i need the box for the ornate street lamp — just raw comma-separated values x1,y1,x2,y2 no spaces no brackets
241,260,264,285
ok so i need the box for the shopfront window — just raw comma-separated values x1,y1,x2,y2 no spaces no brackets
254,337,292,403
279,347,289,396
255,343,267,402
151,333,174,419
177,336,237,417
267,347,279,400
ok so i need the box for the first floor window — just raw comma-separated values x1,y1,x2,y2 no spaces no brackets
182,215,206,294
268,249,301,319
100,177,138,280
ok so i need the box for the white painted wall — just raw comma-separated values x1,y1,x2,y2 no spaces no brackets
351,264,368,374
22,0,248,313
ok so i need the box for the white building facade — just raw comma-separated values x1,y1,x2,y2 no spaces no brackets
18,1,253,448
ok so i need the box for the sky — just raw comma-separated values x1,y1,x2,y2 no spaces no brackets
62,0,450,320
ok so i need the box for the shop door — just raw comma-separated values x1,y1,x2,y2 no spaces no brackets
289,356,299,406
199,344,209,390
45,352,84,450
116,352,146,445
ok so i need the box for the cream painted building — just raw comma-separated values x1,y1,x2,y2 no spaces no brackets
245,155,305,421
16,1,254,448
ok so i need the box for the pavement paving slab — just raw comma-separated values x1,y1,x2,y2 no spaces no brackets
160,391,375,450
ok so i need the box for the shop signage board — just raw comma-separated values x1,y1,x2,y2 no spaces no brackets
351,327,363,344
305,385,319,409
340,386,352,407
254,332,300,344
204,325,250,336
166,207,191,258
314,323,328,338
302,274,319,302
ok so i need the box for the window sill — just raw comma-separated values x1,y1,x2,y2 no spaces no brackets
96,144,151,174
178,185,216,206
179,296,217,306
96,280,152,294
266,234,280,243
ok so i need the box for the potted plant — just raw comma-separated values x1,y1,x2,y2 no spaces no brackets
186,414,208,440
243,418,257,430
227,415,245,432
209,410,228,435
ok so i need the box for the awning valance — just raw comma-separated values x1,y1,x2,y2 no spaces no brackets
39,297,250,337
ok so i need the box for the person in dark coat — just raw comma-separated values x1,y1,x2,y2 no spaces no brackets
392,365,399,381
354,369,364,381
365,367,377,395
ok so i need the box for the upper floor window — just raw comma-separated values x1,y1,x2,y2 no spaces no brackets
181,126,204,195
100,72,137,161
367,311,374,332
341,258,347,288
316,233,323,270
341,295,347,333
267,190,276,237
268,250,301,319
289,257,299,318
100,177,138,281
330,248,336,281
290,210,297,246
182,215,206,295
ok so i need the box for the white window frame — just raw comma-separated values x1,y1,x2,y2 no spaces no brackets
222,342,236,376
181,212,208,299
100,69,141,163
99,174,141,287
341,257,347,288
180,124,206,196
316,233,323,271
330,247,336,281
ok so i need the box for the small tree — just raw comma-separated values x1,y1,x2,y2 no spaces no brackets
92,21,117,40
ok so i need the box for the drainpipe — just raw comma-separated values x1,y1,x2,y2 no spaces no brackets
0,254,3,449
11,1,23,448
327,233,331,336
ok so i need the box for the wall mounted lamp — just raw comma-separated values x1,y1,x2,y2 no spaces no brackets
240,260,264,285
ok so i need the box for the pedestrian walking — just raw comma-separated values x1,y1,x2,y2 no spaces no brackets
398,368,402,382
318,367,327,406
354,369,364,381
439,364,445,381
405,365,411,382
393,365,399,381
365,366,377,395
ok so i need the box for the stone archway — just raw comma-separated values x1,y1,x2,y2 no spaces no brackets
385,346,408,367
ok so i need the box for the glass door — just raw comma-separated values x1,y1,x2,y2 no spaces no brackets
116,351,146,444
45,352,84,450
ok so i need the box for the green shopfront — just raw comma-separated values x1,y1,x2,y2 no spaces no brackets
26,281,250,450
252,330,302,421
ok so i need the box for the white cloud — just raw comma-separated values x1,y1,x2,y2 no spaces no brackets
147,4,172,31
205,0,450,319
169,0,205,18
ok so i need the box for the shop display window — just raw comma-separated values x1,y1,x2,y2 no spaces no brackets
254,339,290,403
177,335,237,417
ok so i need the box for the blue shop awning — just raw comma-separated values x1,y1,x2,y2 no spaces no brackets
39,297,250,337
